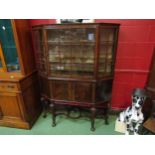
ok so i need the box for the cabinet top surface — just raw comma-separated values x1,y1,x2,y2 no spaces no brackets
32,22,120,29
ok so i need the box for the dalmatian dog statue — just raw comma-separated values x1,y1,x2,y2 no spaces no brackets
117,88,147,135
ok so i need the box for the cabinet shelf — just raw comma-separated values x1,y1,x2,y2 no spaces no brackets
49,62,94,64
47,41,95,46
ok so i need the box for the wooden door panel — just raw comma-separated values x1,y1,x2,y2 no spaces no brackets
51,80,70,100
74,82,93,103
0,92,23,120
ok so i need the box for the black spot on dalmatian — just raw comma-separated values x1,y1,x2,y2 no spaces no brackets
139,100,144,105
133,98,137,103
137,113,139,116
127,124,130,128
126,116,129,120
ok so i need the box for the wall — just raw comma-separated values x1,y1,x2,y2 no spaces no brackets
29,19,155,110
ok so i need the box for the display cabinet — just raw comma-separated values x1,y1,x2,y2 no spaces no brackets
32,23,119,131
0,19,41,129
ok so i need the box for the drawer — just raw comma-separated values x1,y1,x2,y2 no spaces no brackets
0,82,19,92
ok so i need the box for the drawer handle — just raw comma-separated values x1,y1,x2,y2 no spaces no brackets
8,85,15,89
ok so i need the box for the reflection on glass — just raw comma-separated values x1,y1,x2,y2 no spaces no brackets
100,28,115,42
99,45,113,76
0,19,20,72
47,28,95,43
99,27,114,77
106,62,112,75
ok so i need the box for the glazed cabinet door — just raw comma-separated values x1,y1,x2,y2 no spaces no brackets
0,19,20,72
0,92,24,121
46,27,96,79
98,26,118,78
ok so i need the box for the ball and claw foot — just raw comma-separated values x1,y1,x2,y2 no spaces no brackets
91,127,95,132
43,113,47,118
52,122,56,127
105,119,109,125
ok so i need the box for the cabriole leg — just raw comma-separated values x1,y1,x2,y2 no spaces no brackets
41,97,48,118
104,108,109,125
50,103,56,127
90,107,96,131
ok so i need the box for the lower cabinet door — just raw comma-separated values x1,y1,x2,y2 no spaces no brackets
0,92,24,121
51,80,93,103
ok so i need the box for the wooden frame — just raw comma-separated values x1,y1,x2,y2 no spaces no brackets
0,43,7,72
11,20,25,75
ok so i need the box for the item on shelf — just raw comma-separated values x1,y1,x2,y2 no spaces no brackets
7,63,19,71
86,59,94,63
88,33,94,41
56,65,64,70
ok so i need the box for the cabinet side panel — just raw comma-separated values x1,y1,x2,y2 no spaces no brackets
21,73,42,125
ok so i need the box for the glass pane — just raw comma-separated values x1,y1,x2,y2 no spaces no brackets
99,45,113,77
33,30,47,74
0,19,20,72
71,45,95,77
47,28,95,78
48,45,72,77
47,28,95,43
100,28,115,42
99,27,116,77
